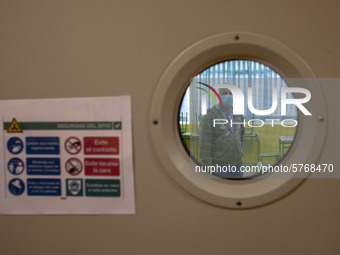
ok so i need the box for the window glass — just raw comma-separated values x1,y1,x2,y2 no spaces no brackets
179,60,298,179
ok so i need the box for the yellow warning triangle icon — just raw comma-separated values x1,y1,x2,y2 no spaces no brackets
7,118,23,133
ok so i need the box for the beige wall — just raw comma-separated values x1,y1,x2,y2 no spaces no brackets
0,1,339,254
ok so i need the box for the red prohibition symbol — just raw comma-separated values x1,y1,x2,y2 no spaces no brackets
65,158,83,176
65,137,82,155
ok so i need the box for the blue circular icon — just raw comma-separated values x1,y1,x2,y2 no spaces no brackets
8,178,25,196
7,137,24,154
7,158,25,175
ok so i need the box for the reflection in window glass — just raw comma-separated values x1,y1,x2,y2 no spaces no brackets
179,60,298,179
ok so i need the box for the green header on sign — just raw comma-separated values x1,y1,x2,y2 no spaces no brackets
3,121,122,130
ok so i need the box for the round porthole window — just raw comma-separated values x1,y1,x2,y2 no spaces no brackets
179,60,298,179
150,32,327,209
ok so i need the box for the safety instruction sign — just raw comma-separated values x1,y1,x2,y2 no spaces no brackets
0,96,135,214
